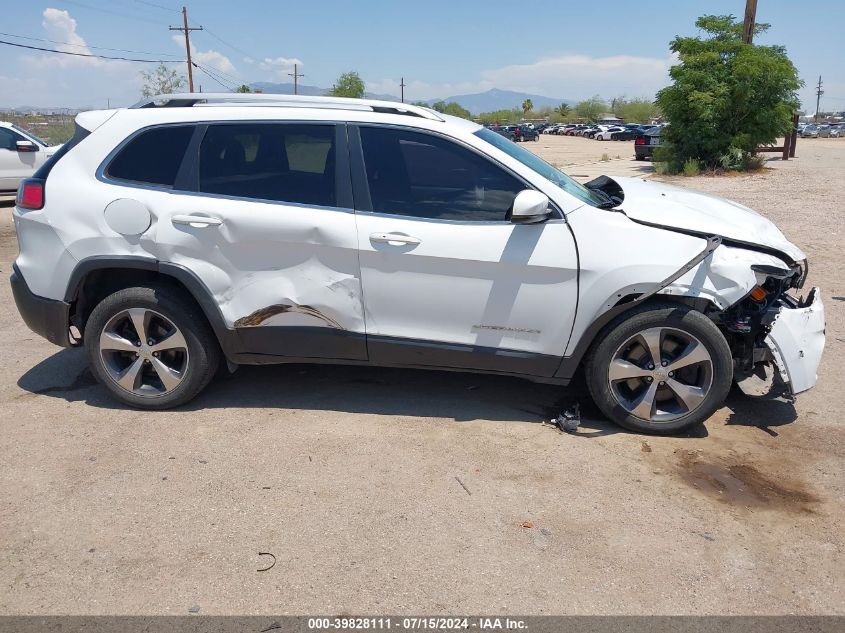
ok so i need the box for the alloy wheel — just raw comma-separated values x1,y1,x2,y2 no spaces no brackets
98,308,189,397
607,327,714,422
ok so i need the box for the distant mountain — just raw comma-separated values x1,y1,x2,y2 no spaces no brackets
427,88,573,114
2,86,572,115
249,84,571,115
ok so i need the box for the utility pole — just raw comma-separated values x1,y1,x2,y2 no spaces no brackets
742,0,758,44
288,63,304,95
170,6,202,92
400,77,406,103
815,76,823,122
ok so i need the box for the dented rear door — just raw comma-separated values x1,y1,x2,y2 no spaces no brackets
153,121,367,360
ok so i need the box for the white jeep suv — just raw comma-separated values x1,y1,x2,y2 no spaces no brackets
10,93,825,434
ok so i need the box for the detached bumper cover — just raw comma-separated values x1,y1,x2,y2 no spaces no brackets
765,288,825,395
10,264,73,348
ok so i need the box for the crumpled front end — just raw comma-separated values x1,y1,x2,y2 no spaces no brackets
765,288,825,395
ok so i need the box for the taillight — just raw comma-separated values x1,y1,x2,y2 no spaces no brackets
635,137,646,145
16,179,44,210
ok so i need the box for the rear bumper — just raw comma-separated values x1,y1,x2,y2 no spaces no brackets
635,144,656,158
10,264,73,348
765,288,825,395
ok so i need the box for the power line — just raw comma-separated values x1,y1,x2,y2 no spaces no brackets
0,38,181,63
54,0,169,26
200,27,254,59
0,30,181,58
131,0,179,12
198,63,245,86
193,62,236,91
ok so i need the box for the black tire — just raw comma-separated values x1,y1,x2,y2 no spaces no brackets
84,285,221,409
585,303,733,435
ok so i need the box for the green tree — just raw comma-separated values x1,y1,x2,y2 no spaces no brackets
555,103,571,119
612,97,658,123
574,96,608,122
477,108,523,125
522,99,533,115
431,100,472,119
140,63,186,98
329,71,365,98
656,14,801,171
236,84,252,93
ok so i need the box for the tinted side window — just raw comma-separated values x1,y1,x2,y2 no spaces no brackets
0,128,20,151
107,125,193,187
359,127,524,221
198,123,336,207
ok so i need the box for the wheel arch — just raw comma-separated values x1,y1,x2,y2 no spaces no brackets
65,256,236,356
555,293,722,381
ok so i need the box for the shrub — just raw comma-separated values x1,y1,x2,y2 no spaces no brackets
656,14,801,171
682,158,701,176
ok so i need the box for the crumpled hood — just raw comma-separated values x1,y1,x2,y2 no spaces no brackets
610,176,805,262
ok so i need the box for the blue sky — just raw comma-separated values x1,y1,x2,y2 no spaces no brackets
1,0,843,111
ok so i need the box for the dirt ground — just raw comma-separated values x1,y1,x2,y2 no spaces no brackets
0,136,842,615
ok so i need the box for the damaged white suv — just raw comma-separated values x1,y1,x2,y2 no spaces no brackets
10,94,825,434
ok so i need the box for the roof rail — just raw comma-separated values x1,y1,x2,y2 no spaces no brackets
130,93,444,122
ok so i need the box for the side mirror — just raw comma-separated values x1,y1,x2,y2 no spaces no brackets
510,189,551,224
16,140,37,153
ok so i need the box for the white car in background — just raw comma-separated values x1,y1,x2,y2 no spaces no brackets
595,126,625,141
0,122,61,192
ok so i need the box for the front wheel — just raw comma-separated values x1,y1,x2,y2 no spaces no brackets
585,303,733,434
84,285,221,409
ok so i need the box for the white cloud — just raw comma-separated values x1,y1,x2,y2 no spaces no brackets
23,8,106,69
367,53,676,102
243,57,255,65
259,57,303,80
171,35,237,78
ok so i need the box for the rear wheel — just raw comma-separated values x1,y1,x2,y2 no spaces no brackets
85,285,220,409
585,304,732,434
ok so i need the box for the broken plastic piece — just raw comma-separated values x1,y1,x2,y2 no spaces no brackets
554,403,581,433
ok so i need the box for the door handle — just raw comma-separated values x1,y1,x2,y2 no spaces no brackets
369,232,421,245
172,214,223,228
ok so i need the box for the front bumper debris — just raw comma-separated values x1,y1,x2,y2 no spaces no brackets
765,287,825,395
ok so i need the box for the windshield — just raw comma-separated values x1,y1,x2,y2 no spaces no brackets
474,127,605,207
11,124,51,147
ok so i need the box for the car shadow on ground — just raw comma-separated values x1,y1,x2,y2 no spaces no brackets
17,348,801,438
15,348,637,437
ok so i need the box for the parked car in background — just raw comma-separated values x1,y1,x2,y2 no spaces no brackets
817,125,831,138
611,126,652,141
595,126,625,141
634,126,662,160
800,124,819,138
490,125,517,141
830,125,843,138
515,125,539,142
0,122,62,192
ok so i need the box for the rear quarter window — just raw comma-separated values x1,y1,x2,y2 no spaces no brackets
106,125,194,187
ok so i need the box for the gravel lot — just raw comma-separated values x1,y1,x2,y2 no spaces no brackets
0,136,842,615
